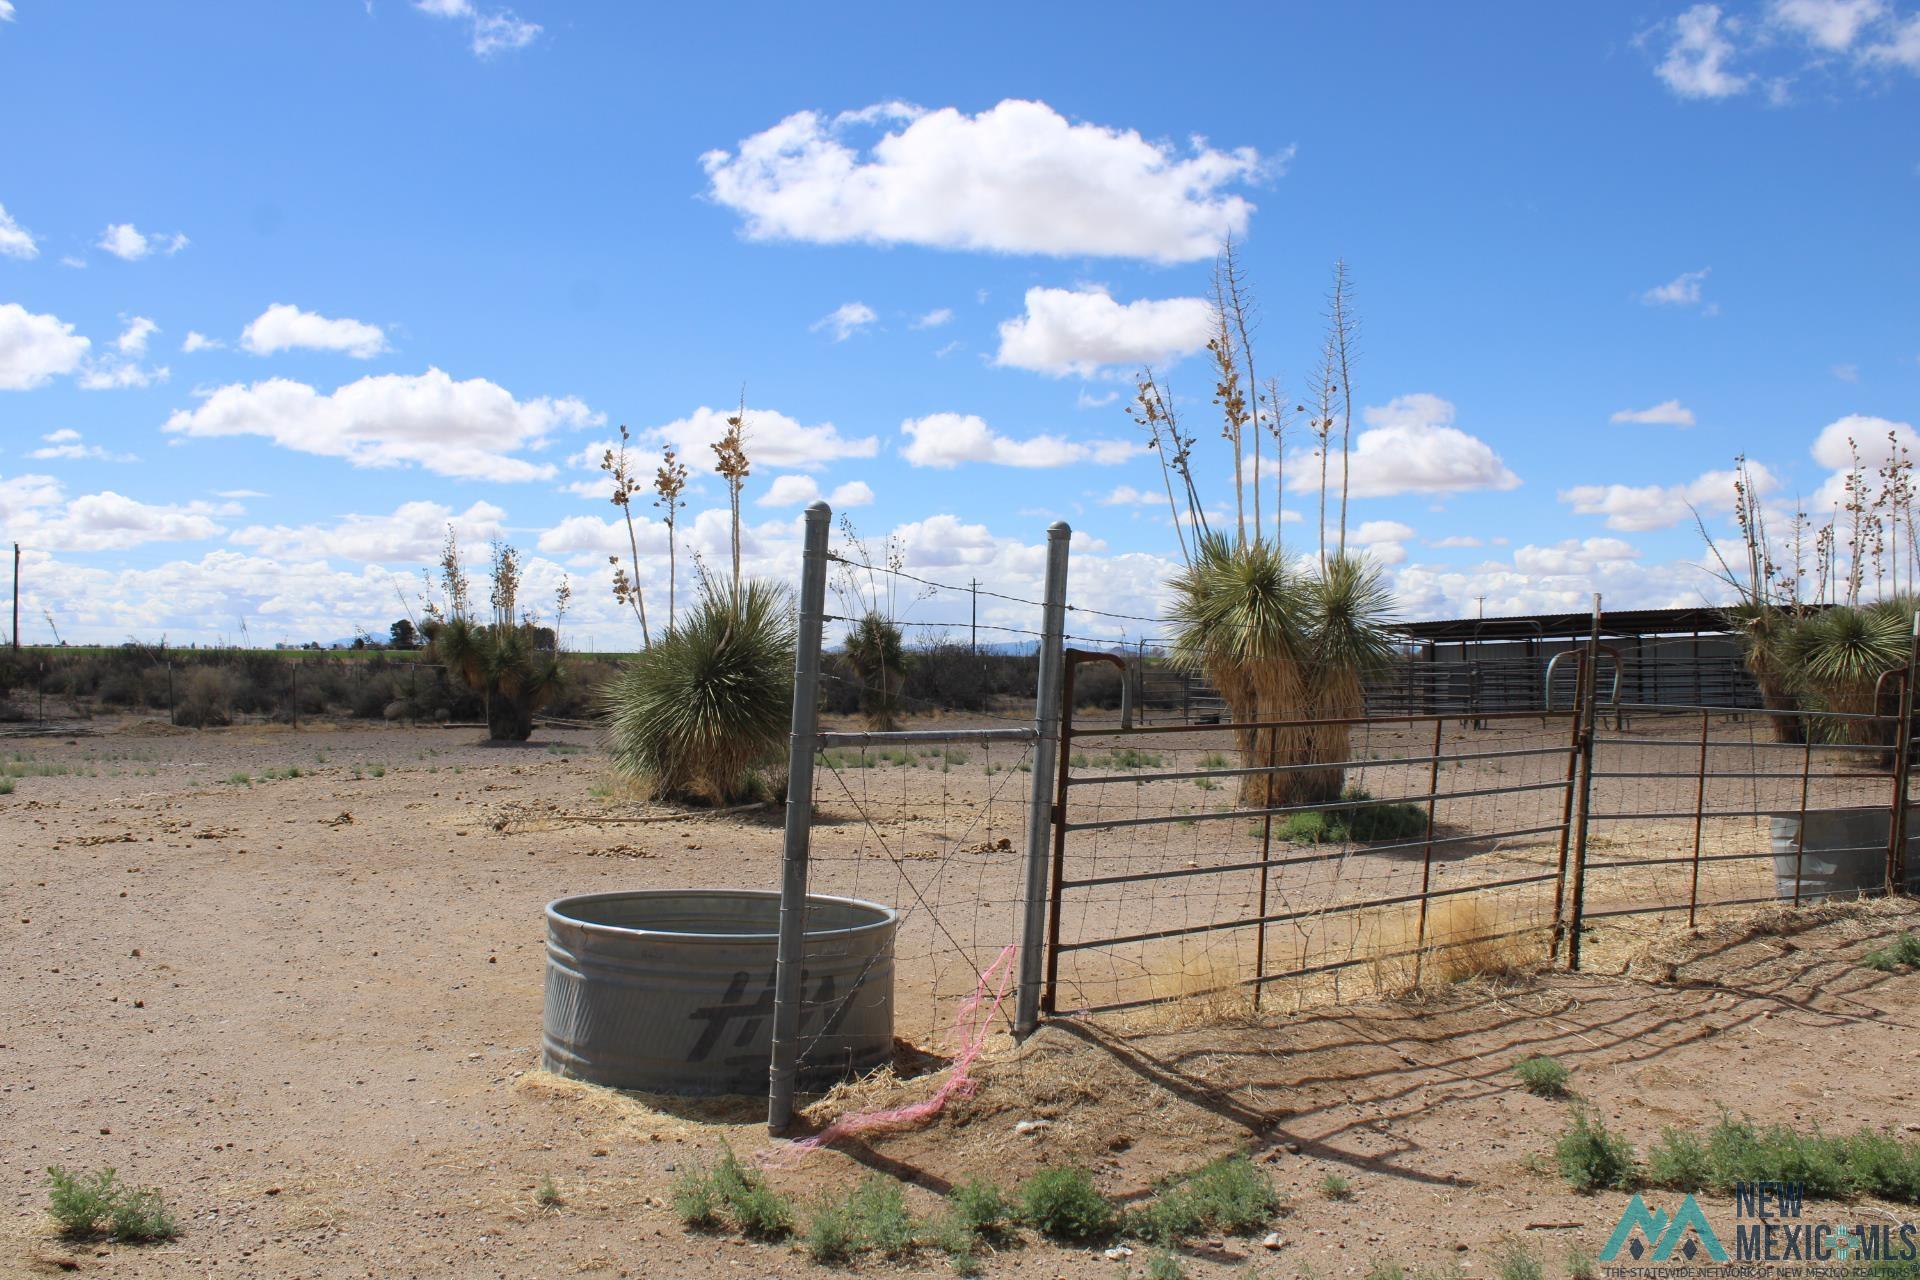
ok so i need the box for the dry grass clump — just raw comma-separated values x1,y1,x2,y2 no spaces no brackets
1368,898,1546,996
1139,938,1259,1026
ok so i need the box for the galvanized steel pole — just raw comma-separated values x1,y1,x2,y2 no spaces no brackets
767,500,831,1134
1015,522,1071,1036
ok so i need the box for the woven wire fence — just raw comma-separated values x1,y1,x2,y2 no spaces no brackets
1573,703,1912,968
1043,700,1580,1021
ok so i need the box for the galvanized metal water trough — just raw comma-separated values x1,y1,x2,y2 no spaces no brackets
542,888,898,1096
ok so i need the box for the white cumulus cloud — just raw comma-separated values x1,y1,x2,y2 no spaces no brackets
1656,5,1752,98
648,404,878,472
414,0,540,56
163,367,599,482
1611,399,1696,427
811,301,876,342
1285,394,1520,499
702,99,1272,263
899,413,1137,469
994,286,1213,377
96,223,189,261
1642,268,1712,307
231,499,506,562
241,303,389,358
0,304,91,389
29,429,137,463
1560,464,1777,532
756,475,874,508
0,476,225,551
1771,0,1886,49
0,201,37,259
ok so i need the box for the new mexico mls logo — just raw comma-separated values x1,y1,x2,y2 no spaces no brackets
1601,1194,1728,1263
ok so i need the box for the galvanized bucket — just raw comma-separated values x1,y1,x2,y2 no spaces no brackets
542,889,897,1095
1769,807,1920,903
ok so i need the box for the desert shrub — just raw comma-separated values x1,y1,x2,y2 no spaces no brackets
1864,932,1920,972
674,1148,793,1239
946,1178,1012,1238
671,1165,722,1230
108,1188,179,1243
1645,1128,1712,1191
1146,1250,1188,1280
1017,1166,1114,1243
45,1166,177,1243
534,1175,562,1208
604,582,793,805
173,667,234,728
1512,1056,1571,1098
1493,1238,1543,1280
804,1191,859,1263
1281,787,1428,844
1129,1154,1277,1242
902,645,1033,712
848,1176,918,1256
1702,1115,1849,1198
46,1166,120,1236
1319,1172,1353,1200
1568,1243,1598,1280
1555,1110,1638,1192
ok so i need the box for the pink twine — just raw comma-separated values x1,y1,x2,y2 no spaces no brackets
774,943,1018,1161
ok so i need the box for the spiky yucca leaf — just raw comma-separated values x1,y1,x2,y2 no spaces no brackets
603,581,795,805
1164,533,1306,673
1305,554,1399,692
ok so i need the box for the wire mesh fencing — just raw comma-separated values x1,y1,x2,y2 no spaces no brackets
1572,702,1918,968
1041,702,1581,1021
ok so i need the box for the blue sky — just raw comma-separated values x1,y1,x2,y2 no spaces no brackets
1,0,1916,647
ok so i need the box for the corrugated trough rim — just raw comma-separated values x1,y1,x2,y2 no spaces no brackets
543,887,898,945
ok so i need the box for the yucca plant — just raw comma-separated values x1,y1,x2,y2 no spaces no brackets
423,535,567,741
1166,539,1395,805
1784,600,1910,746
604,580,795,805
844,611,907,730
1147,246,1398,809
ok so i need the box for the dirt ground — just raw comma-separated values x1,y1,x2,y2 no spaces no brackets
3,715,1918,1279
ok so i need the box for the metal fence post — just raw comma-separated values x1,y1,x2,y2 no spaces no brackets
1886,611,1920,898
1566,594,1602,971
1015,521,1071,1036
767,500,832,1135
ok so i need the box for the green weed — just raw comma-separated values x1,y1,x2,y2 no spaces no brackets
1512,1056,1571,1098
1318,1172,1353,1201
1017,1166,1114,1243
1128,1154,1278,1242
1494,1238,1544,1280
1645,1128,1711,1192
1280,788,1428,844
44,1166,177,1243
1147,1249,1188,1280
1555,1110,1638,1193
1863,932,1920,972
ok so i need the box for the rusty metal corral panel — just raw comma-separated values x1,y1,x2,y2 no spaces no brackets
542,889,897,1096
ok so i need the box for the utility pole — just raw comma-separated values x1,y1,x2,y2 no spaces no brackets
969,578,979,654
11,543,18,651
